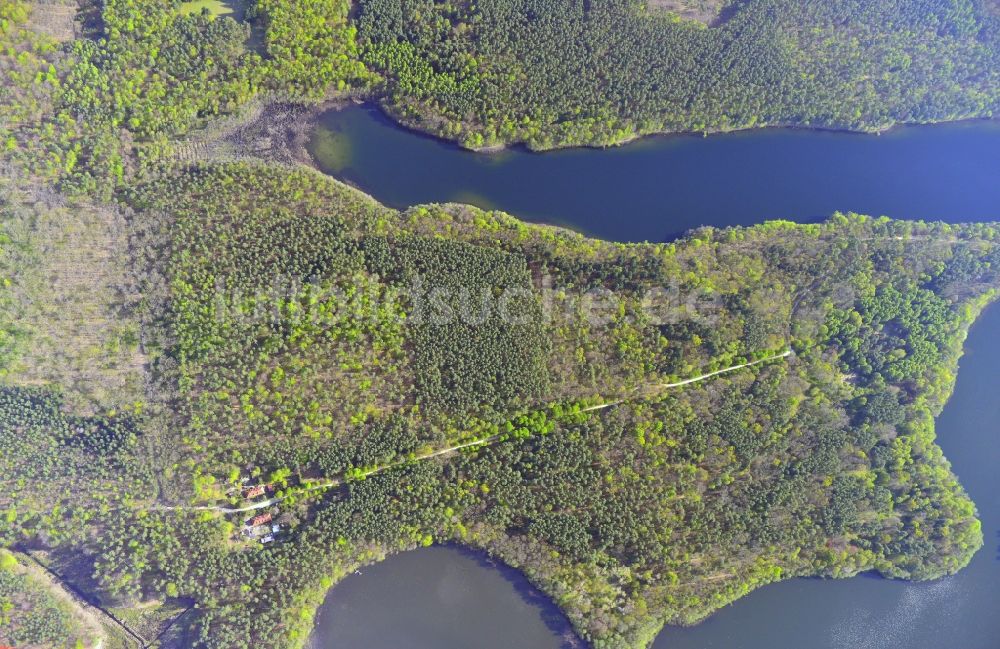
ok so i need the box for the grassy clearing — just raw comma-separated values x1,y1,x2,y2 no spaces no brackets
645,0,725,24
177,0,245,19
26,1,77,42
107,599,191,645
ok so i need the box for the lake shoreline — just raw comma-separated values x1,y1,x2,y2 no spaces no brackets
373,101,1000,156
299,104,1000,649
306,104,1000,243
307,300,1000,649
181,94,1000,172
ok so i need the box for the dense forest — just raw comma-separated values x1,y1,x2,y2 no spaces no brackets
4,155,999,647
2,0,999,181
1,1,999,649
356,0,1000,148
118,169,998,648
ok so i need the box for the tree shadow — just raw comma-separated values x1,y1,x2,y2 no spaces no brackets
710,0,750,28
446,543,585,649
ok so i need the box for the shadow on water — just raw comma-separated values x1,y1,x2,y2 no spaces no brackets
446,543,584,649
309,543,582,649
309,104,1000,243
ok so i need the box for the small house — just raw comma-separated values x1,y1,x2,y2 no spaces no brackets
248,512,272,527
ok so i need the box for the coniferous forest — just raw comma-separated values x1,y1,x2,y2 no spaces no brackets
0,1,999,648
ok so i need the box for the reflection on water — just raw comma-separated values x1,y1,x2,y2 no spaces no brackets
309,545,581,649
309,105,1000,242
446,191,499,212
309,126,352,173
830,579,962,649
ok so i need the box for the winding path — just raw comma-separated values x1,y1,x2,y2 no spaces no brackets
157,350,792,515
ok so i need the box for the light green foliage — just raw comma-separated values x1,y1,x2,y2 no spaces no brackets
114,166,998,649
356,0,1000,148
253,0,375,98
1,5,999,649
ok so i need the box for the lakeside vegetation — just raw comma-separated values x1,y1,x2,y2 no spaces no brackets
2,0,999,185
357,0,1000,148
0,2,999,649
5,154,999,647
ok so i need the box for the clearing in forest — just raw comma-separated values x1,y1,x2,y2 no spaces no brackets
646,0,726,24
0,189,145,414
26,0,77,42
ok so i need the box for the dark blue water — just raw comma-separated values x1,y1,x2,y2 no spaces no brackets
310,105,1000,242
309,305,1000,649
308,545,581,649
307,108,1000,648
652,303,1000,649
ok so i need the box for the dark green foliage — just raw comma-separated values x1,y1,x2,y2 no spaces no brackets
1,69,997,644
356,0,1000,148
2,3,999,648
353,415,419,467
61,177,1000,649
364,235,551,415
64,414,139,457
528,512,593,560
0,565,77,647
0,386,152,550
821,476,866,535
855,391,906,426
546,252,665,291
929,244,1000,291
711,402,766,464
828,281,959,385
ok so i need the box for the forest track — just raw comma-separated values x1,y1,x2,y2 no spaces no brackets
157,350,792,515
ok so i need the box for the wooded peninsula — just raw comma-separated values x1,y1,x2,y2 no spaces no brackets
1,2,999,648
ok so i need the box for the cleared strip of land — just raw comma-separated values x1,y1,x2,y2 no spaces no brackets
161,350,793,515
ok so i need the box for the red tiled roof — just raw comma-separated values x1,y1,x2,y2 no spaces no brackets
249,512,272,527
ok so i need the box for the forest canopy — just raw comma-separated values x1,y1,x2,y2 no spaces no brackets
354,0,1000,148
0,2,999,649
3,157,998,647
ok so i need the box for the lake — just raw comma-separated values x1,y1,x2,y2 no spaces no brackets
307,107,1000,649
308,546,581,649
310,105,1000,242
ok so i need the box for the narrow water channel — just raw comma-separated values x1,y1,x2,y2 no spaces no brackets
310,105,1000,242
